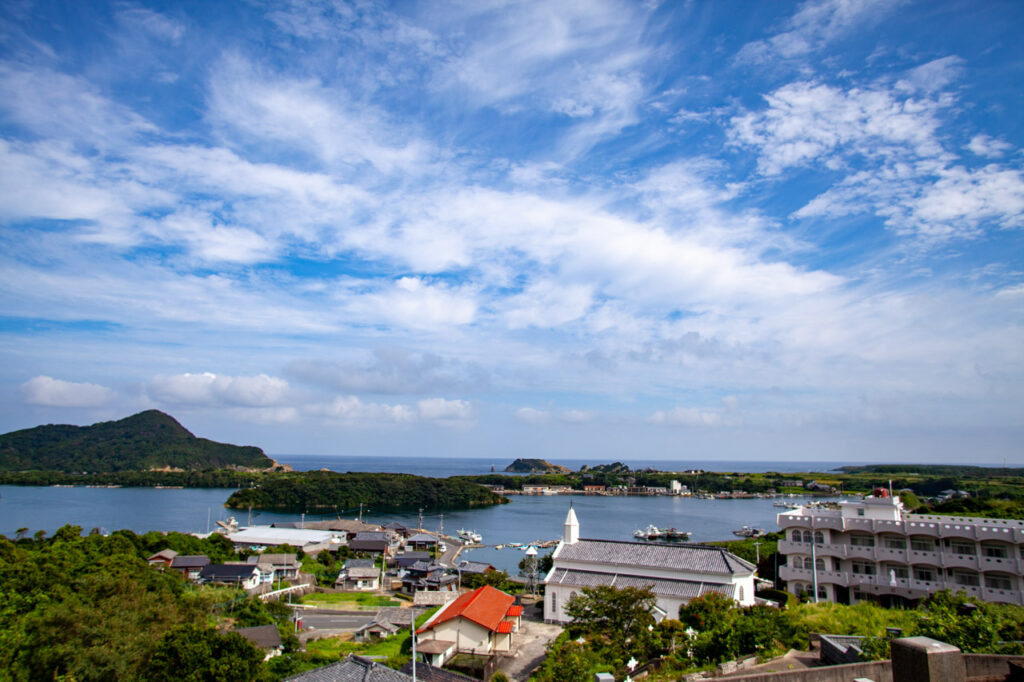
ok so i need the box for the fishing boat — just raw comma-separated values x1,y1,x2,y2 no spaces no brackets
633,525,691,542
457,529,483,543
732,526,767,538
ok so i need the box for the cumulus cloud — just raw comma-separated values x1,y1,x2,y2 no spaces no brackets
21,376,116,407
966,134,1013,158
148,372,291,407
560,409,595,423
515,407,551,424
417,397,472,421
309,396,416,424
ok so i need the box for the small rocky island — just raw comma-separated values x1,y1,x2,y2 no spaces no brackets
504,458,572,473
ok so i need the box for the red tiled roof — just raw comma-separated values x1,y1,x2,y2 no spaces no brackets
418,585,515,633
506,605,523,617
496,621,514,634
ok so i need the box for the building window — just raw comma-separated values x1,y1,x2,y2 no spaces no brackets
888,566,909,579
792,530,803,542
982,545,1009,559
954,572,979,587
817,586,828,599
885,537,907,550
814,531,824,545
550,591,557,613
850,535,875,547
803,531,813,544
857,508,865,517
815,557,826,571
986,575,1013,591
914,568,935,582
852,561,876,576
950,542,976,556
911,538,935,552
739,586,744,601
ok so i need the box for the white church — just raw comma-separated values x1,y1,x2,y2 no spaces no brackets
543,506,757,623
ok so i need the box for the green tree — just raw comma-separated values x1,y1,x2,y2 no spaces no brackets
147,624,264,682
565,585,657,645
679,591,736,632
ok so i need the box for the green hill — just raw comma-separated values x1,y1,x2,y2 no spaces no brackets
0,410,273,472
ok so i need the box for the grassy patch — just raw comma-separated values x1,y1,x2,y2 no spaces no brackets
301,592,400,608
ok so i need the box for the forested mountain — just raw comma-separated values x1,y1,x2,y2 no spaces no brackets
0,410,273,472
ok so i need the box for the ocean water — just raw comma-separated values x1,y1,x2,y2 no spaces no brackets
0,483,822,573
273,454,852,476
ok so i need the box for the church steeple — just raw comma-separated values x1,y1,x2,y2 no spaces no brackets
563,503,579,545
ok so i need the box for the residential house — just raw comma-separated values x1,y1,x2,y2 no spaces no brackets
406,533,439,551
382,522,410,538
777,489,1024,606
393,551,432,569
399,662,477,681
414,585,523,666
283,655,412,682
147,549,177,569
543,506,756,623
354,614,402,642
233,624,283,660
199,563,262,591
247,553,301,583
170,554,210,581
337,558,381,591
349,531,391,555
583,485,606,494
402,561,457,594
457,560,496,577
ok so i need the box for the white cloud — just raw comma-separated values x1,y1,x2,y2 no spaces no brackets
21,375,116,407
515,407,551,424
417,397,472,420
502,281,594,329
310,396,416,425
966,134,1013,158
736,0,903,63
647,406,723,427
343,277,478,329
148,372,291,407
560,409,595,423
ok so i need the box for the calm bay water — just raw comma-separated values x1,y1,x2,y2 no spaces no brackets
0,484,822,572
0,455,841,573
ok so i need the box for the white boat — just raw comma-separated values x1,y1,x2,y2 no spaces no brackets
457,529,483,543
732,526,767,538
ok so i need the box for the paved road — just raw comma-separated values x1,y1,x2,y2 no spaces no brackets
495,599,563,682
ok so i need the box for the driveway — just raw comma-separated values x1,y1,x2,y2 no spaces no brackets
495,599,563,682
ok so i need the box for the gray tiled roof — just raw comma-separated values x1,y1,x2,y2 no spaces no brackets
548,568,731,600
557,539,756,575
234,624,282,650
399,662,477,681
345,558,377,569
284,655,412,682
170,555,210,569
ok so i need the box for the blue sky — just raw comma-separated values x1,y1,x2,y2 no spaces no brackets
1,0,1022,464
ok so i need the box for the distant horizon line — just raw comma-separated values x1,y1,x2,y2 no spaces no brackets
268,453,1016,467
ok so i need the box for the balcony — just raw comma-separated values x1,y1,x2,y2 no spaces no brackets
980,555,1020,572
846,545,878,560
942,553,980,570
983,587,1024,606
875,547,909,562
906,549,942,566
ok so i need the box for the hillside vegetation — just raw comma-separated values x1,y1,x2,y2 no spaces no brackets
0,410,273,472
226,470,509,512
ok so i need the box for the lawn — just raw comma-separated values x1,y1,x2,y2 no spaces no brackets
301,592,401,609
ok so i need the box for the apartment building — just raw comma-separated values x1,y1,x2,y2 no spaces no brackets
777,490,1024,607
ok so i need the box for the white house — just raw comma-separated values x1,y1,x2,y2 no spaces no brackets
414,585,523,666
543,506,756,623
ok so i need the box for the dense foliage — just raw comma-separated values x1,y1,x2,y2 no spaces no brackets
0,410,273,472
0,526,274,680
225,470,509,512
533,585,1024,681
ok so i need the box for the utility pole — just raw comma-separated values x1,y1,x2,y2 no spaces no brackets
418,508,424,531
753,541,761,565
439,514,444,538
358,502,364,523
